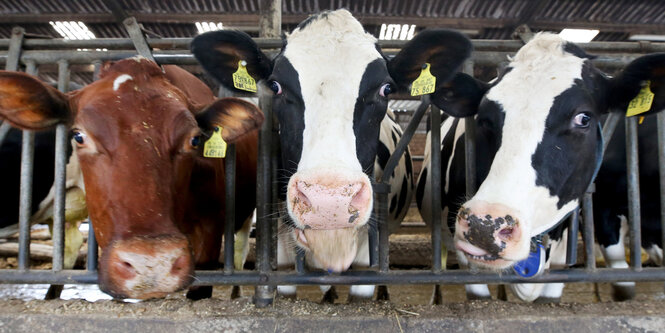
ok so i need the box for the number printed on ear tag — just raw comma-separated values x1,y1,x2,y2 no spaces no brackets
232,60,257,93
203,126,227,158
410,63,436,96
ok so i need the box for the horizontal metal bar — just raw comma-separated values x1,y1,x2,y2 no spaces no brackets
0,38,663,54
1,267,664,286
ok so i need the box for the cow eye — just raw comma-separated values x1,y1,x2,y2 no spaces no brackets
72,130,86,146
573,113,591,128
379,83,394,97
269,80,282,95
190,135,201,148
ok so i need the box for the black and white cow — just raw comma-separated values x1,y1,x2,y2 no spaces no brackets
192,9,471,299
417,33,665,301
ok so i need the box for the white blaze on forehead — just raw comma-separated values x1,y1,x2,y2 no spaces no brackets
472,33,585,236
113,74,133,91
283,9,383,172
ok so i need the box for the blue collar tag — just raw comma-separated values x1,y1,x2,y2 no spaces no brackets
513,242,545,278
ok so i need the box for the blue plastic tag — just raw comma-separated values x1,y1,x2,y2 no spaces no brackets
513,242,545,278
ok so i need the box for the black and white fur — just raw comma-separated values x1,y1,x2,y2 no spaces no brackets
192,9,471,300
417,33,665,301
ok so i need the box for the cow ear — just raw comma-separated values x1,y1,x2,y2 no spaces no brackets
196,97,264,143
0,70,71,130
388,29,472,91
430,72,489,117
607,53,665,115
191,30,273,93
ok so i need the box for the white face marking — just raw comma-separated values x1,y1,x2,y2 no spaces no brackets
113,74,133,91
283,10,382,173
471,33,585,237
117,250,182,294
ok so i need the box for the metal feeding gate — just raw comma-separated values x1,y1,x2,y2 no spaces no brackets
1,25,665,307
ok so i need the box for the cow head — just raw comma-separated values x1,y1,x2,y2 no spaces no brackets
0,57,263,298
192,9,471,272
435,33,665,270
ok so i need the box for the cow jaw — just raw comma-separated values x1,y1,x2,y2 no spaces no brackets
296,228,359,273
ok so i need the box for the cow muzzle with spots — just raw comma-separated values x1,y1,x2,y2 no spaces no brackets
454,201,527,269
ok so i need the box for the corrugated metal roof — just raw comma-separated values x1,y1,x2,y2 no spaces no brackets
0,0,663,40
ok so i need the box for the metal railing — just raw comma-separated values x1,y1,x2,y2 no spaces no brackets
1,30,664,306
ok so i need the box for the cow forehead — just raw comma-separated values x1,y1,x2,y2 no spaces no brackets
282,10,383,101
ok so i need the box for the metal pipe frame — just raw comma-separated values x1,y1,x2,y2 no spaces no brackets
658,113,665,293
1,34,664,300
625,116,643,270
224,144,237,275
51,60,70,272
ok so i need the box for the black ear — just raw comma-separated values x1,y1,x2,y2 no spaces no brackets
388,29,472,90
607,53,665,115
430,72,489,117
191,30,273,93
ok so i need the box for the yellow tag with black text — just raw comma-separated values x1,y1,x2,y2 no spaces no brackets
232,60,257,93
410,63,436,96
203,126,227,158
626,81,654,117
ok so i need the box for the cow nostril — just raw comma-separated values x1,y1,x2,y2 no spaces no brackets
498,227,514,240
348,183,368,216
113,259,137,280
170,255,189,275
295,182,313,208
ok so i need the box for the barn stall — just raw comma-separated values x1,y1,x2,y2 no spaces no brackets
0,0,664,330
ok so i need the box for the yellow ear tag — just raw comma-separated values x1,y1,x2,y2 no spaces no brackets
203,126,227,158
410,63,436,96
626,80,654,117
639,116,645,124
232,60,257,93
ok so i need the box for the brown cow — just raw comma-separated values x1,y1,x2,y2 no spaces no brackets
0,57,262,299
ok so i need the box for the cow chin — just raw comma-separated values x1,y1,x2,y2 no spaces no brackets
295,228,359,273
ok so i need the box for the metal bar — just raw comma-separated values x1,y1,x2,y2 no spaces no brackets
582,188,596,270
86,61,101,273
0,38,663,53
16,62,38,271
51,61,70,271
0,122,11,147
224,144,237,274
566,208,580,266
430,101,443,273
295,248,306,274
377,190,390,273
659,113,665,275
1,267,665,286
625,116,642,270
5,27,24,71
123,17,155,62
602,112,622,154
17,133,34,271
86,221,98,272
368,209,379,268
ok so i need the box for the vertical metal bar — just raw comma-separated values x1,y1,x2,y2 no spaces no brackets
86,220,98,272
657,113,665,287
5,27,25,71
582,188,596,270
86,60,101,272
602,112,622,154
51,60,69,272
625,116,642,270
0,122,11,147
17,63,38,271
224,144,237,274
378,190,390,273
369,203,379,268
123,17,155,62
430,101,442,273
254,0,280,307
566,208,579,266
295,248,306,274
463,60,477,198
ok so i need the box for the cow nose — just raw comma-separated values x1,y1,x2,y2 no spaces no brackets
454,201,523,260
100,236,194,299
288,174,372,230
